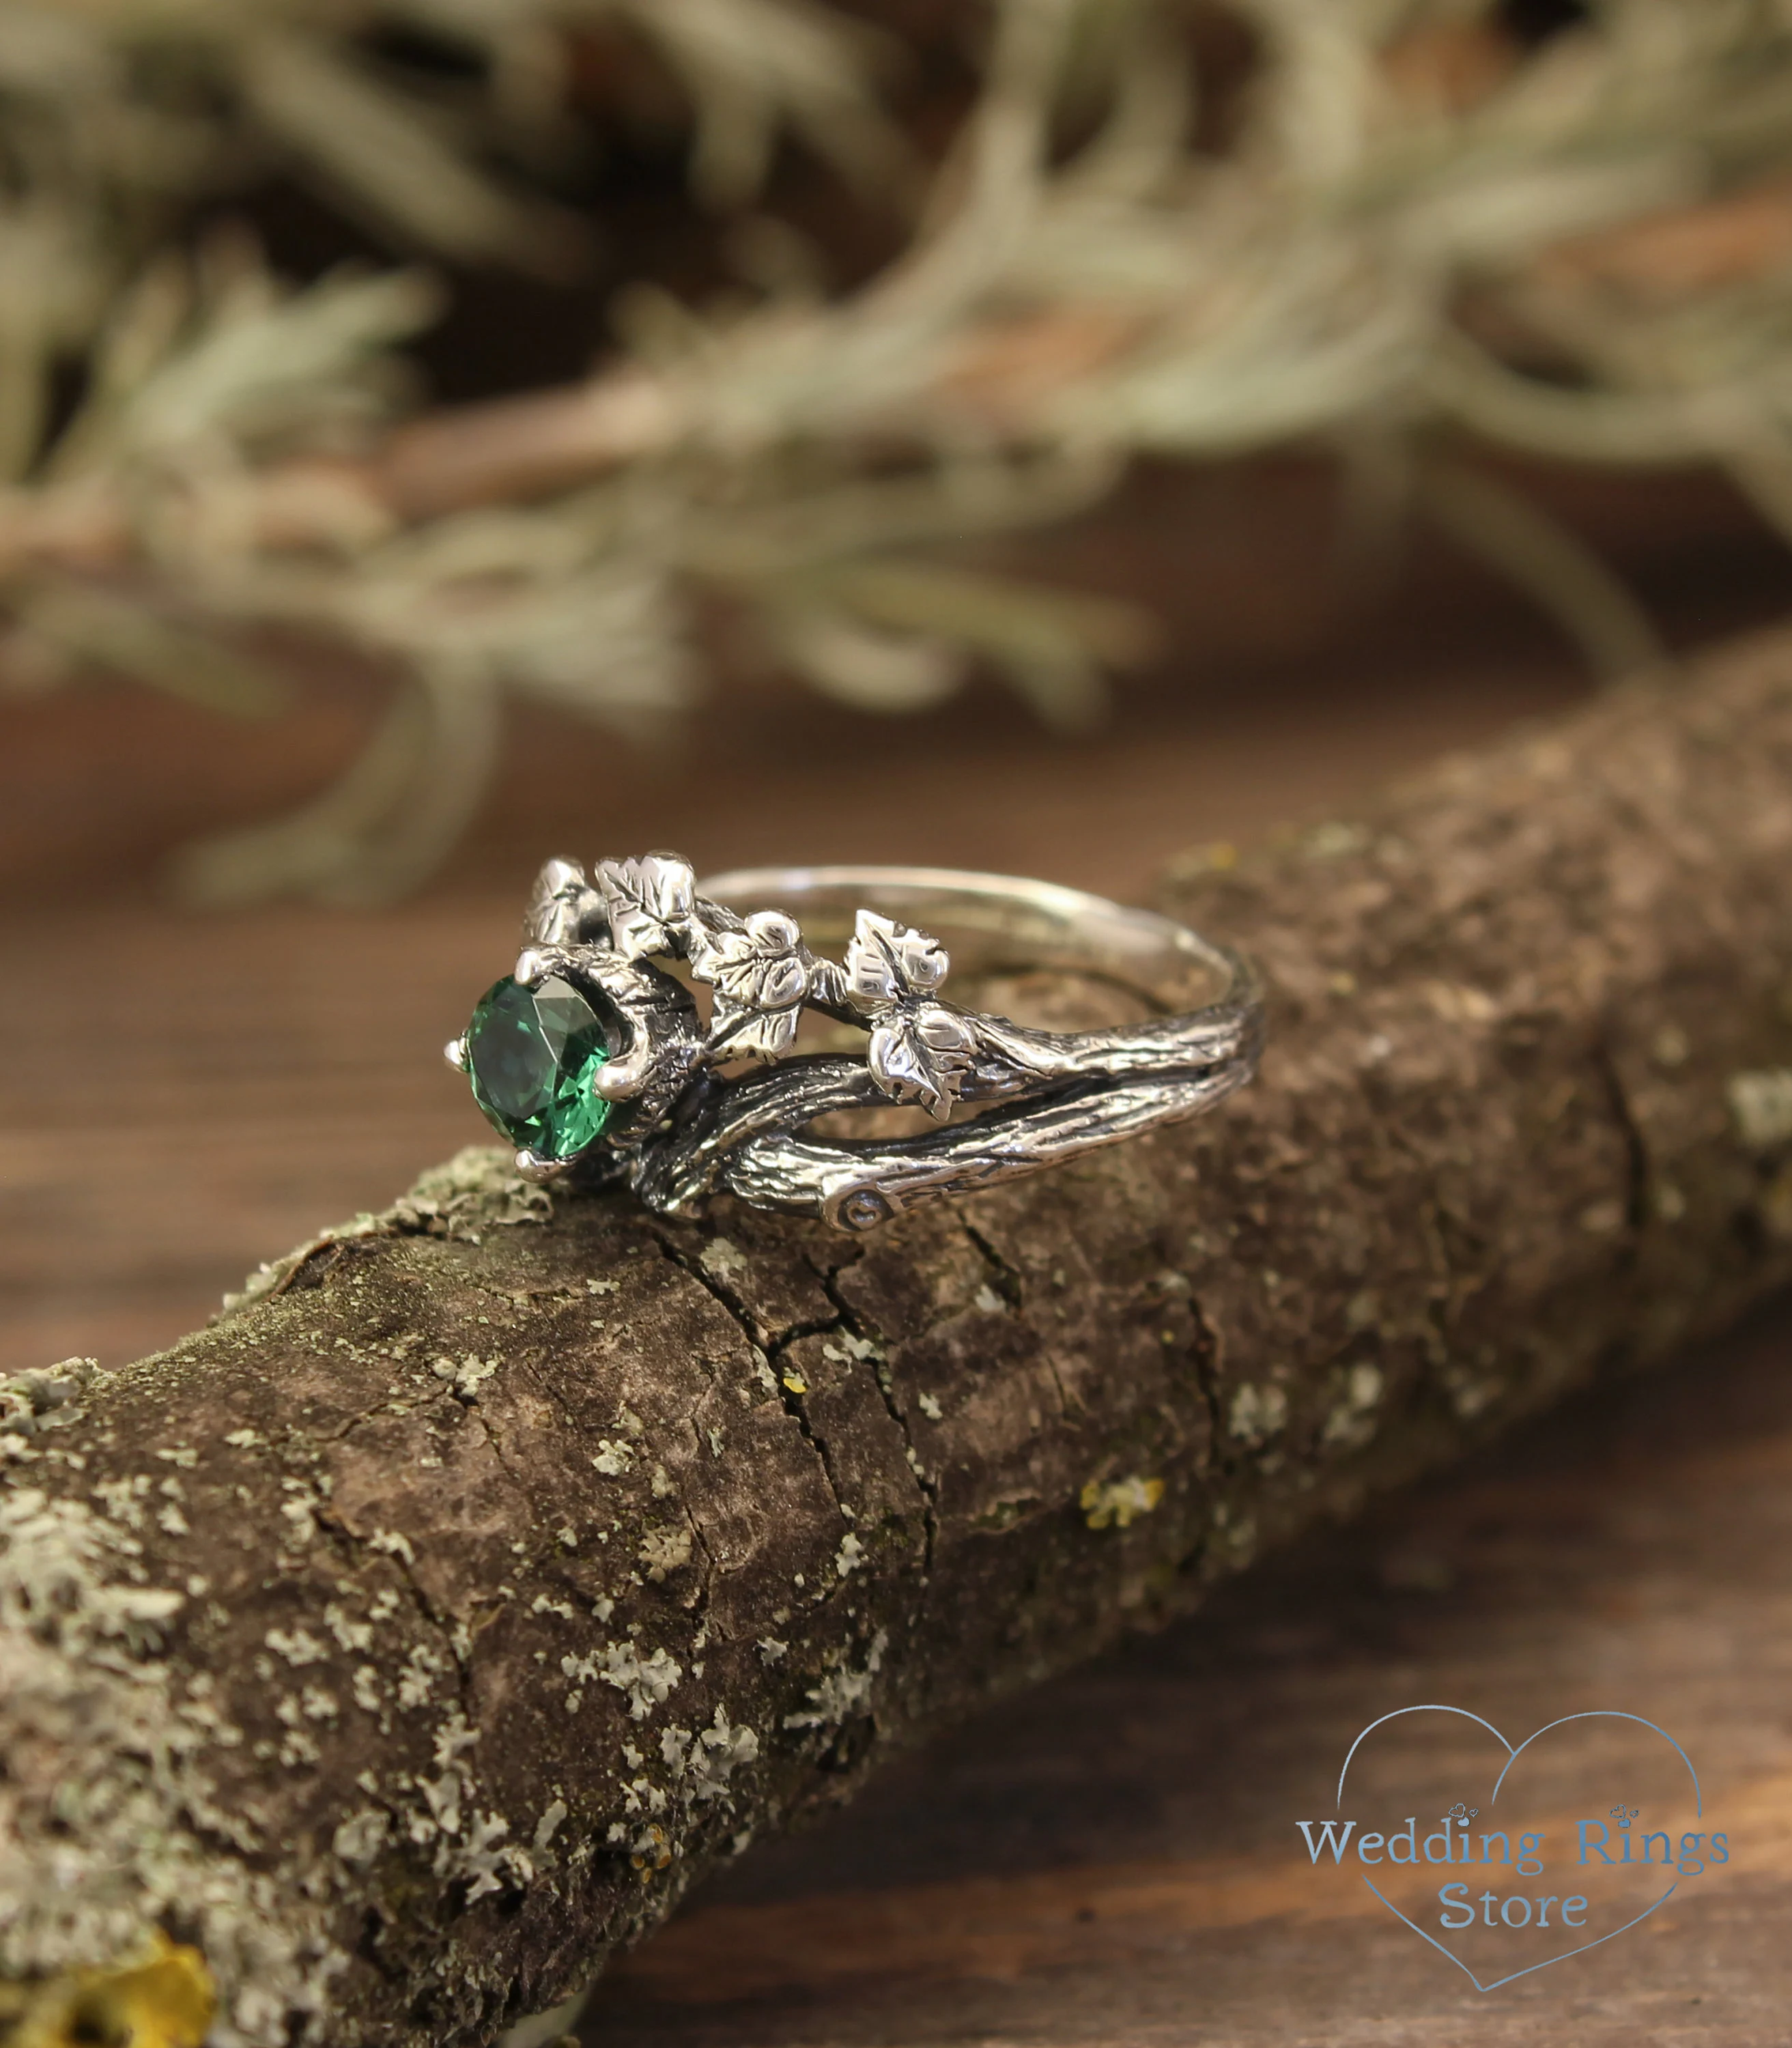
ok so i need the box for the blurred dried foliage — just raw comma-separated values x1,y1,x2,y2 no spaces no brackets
4,0,1792,899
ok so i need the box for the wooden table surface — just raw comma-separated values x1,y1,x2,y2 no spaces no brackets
4,468,1789,2043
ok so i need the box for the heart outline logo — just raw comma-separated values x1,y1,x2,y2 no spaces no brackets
1335,1705,1703,1992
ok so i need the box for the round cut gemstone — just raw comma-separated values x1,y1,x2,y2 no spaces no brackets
465,974,614,1159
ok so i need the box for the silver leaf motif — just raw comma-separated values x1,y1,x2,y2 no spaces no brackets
690,909,810,1062
867,1003,976,1120
844,909,949,1011
690,910,806,1008
707,995,802,1062
524,857,603,945
597,853,696,960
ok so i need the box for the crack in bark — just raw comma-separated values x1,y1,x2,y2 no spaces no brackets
808,1261,940,1588
1594,1034,1655,1241
959,1220,1024,1311
1182,1283,1229,1492
676,1493,718,1636
956,1215,1077,1426
647,1231,856,1539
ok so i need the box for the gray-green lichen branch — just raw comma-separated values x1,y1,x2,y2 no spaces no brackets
5,629,1792,2047
12,5,1792,901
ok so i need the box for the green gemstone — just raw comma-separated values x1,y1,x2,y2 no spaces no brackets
465,974,614,1159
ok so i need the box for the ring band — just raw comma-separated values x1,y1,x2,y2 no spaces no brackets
447,853,1264,1232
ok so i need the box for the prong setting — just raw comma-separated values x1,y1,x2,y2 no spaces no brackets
593,1053,650,1101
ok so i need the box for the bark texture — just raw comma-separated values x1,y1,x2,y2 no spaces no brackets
5,632,1792,2048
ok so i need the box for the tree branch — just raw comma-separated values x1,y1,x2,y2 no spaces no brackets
5,629,1792,2047
8,173,1792,582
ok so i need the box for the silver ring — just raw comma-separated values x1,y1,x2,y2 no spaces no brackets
446,853,1264,1233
